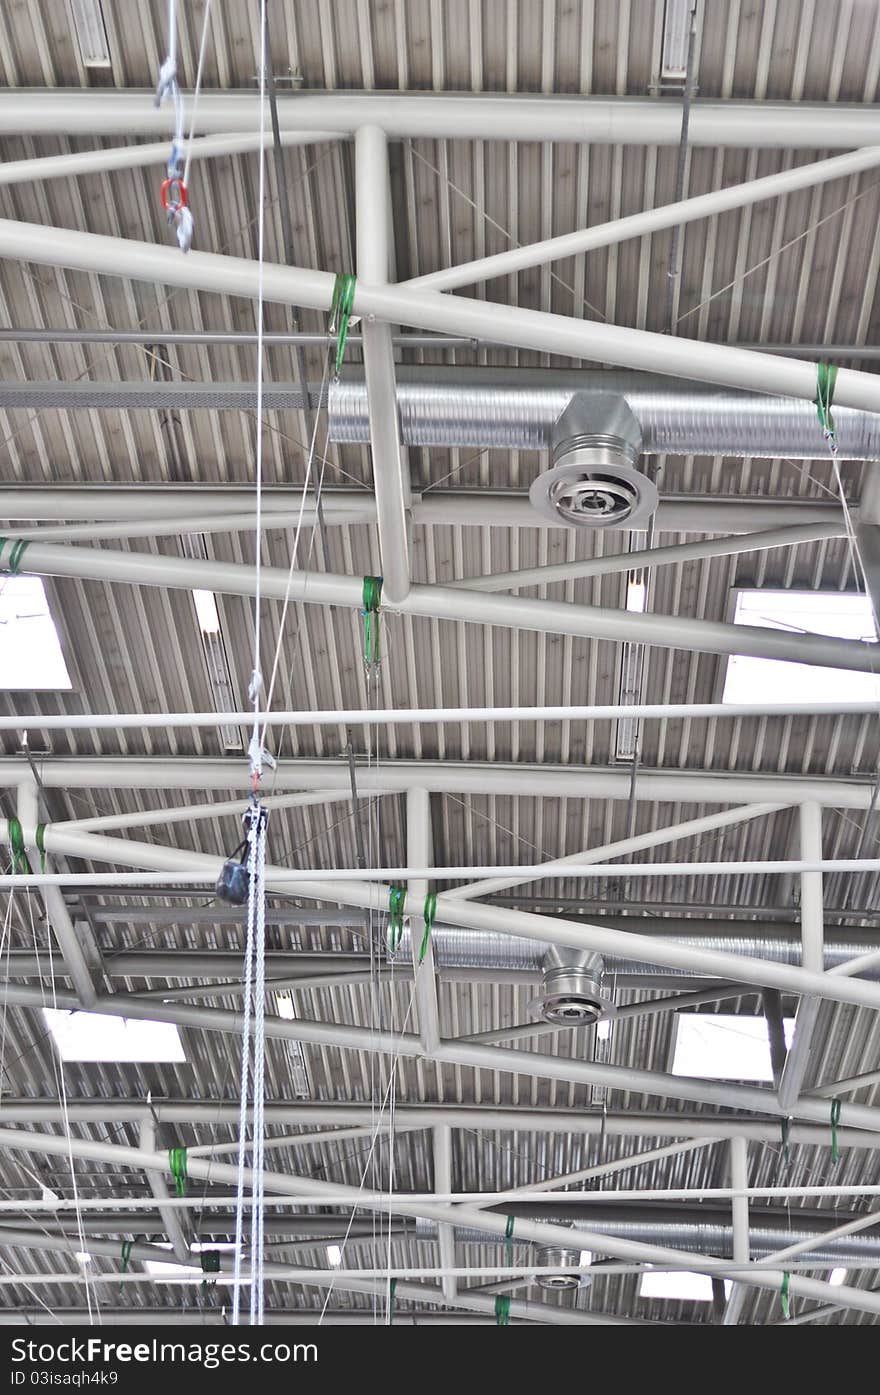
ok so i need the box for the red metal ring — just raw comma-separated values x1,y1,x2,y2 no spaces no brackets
160,177,188,211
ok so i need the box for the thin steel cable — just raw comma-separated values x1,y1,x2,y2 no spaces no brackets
182,0,215,189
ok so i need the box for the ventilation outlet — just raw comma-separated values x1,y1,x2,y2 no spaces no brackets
534,1244,586,1291
531,948,614,1027
530,391,655,529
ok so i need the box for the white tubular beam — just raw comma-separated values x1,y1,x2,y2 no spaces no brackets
406,146,880,292
28,822,880,1017
452,523,846,593
779,804,825,1113
0,756,873,808
469,1137,720,1209
0,486,842,534
0,131,342,189
15,782,97,1008
433,1127,456,1302
7,538,878,673
4,973,880,1133
3,220,880,413
723,1137,750,1326
0,1099,875,1147
7,90,880,148
444,802,784,902
0,703,876,737
356,125,411,603
811,1067,880,1099
407,788,441,1055
60,789,374,834
0,1127,874,1321
138,1119,190,1264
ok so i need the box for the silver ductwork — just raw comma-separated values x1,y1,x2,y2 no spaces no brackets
534,1243,589,1290
527,392,657,529
329,367,880,460
533,947,614,1026
417,1207,880,1265
396,926,880,981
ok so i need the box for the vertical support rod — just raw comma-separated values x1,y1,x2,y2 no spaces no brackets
138,1118,190,1264
406,787,440,1055
355,124,412,603
778,803,824,1110
433,1125,457,1302
722,1136,749,1325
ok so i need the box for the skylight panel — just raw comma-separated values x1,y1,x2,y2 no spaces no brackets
0,576,72,690
639,1270,731,1302
42,1009,186,1063
672,1014,794,1082
723,589,879,704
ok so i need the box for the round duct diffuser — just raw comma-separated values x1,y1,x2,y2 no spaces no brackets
534,1244,590,1291
529,455,657,530
530,948,616,1027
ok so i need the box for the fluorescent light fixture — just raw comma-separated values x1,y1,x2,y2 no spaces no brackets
626,578,647,613
326,1245,343,1267
190,1241,236,1254
672,1014,794,1082
723,590,880,705
829,1267,848,1286
0,576,72,690
193,589,222,634
640,1270,731,1302
276,991,296,1021
43,1008,186,1063
596,1019,612,1041
69,0,111,67
661,0,696,79
578,1250,593,1268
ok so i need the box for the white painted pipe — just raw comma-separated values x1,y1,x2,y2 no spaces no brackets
445,802,785,902
406,146,880,292
5,91,880,148
8,538,877,672
0,755,873,808
453,522,847,593
778,803,826,1112
0,485,842,534
0,131,343,189
0,702,875,735
6,858,880,883
2,218,880,412
356,124,411,604
408,787,441,1055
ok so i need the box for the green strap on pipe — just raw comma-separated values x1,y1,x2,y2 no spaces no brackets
361,575,383,668
815,361,838,444
387,885,406,954
419,890,437,964
0,538,31,575
495,1294,511,1326
35,823,46,874
168,1146,188,1198
7,817,29,875
780,1271,791,1320
120,1239,133,1273
830,1097,842,1164
505,1214,515,1270
388,1277,397,1325
329,273,357,376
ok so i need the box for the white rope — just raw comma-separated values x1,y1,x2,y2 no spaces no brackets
230,810,259,1327
250,811,267,1326
247,0,269,783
